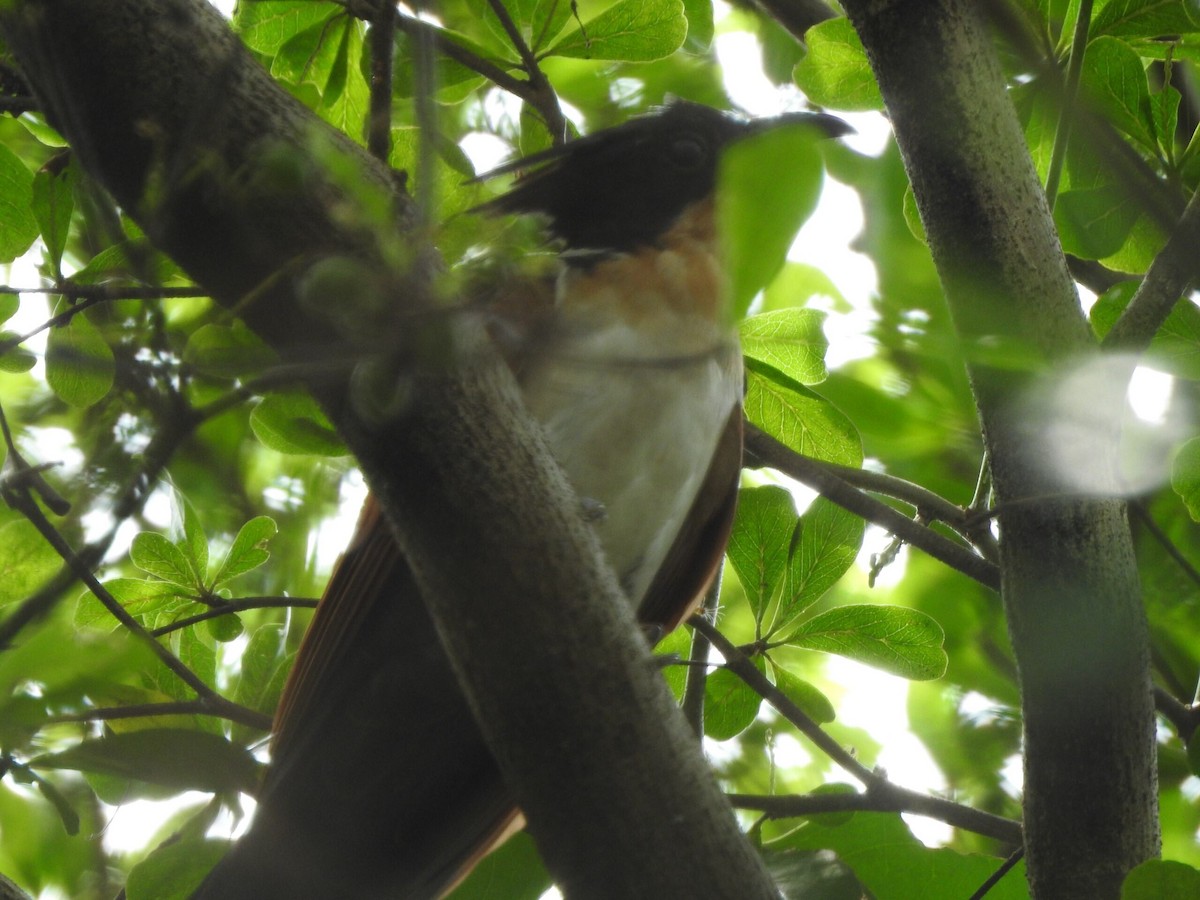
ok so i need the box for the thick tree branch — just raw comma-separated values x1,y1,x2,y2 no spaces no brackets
1102,187,1200,352
841,2,1158,896
0,2,776,896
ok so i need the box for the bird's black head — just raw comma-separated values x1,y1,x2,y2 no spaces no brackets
473,100,848,255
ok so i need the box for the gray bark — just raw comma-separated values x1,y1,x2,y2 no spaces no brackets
0,1,777,896
840,1,1159,897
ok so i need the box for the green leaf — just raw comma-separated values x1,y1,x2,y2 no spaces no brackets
183,321,275,378
531,0,575,51
0,331,36,373
212,515,278,586
1093,0,1200,38
131,533,198,590
75,578,191,630
317,18,369,140
785,604,948,680
1054,183,1139,260
0,520,59,607
777,813,1028,899
769,662,836,724
0,293,17,325
1090,281,1200,377
233,625,287,726
180,498,209,588
0,332,36,372
1122,860,1200,899
776,497,866,633
45,313,115,407
793,18,883,112
704,663,763,740
761,262,849,313
1151,83,1181,154
127,838,232,900
902,182,926,243
250,392,346,456
29,729,260,795
745,361,863,467
447,832,553,900
0,142,38,263
31,162,75,278
1171,437,1200,520
234,0,339,55
683,0,715,50
719,123,828,317
727,485,798,622
1080,36,1155,150
547,0,687,61
740,308,829,386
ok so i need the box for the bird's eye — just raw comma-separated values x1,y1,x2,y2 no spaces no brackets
666,134,707,170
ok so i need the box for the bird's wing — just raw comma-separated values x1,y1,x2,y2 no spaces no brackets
637,403,743,631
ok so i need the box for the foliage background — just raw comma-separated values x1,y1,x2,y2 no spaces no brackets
0,0,1197,897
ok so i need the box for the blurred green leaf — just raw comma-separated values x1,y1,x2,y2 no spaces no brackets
212,516,278,586
547,0,687,61
75,578,191,630
1171,437,1200,520
1080,36,1155,150
1092,0,1200,37
793,19,883,112
184,321,275,379
0,143,38,263
769,662,836,724
30,729,259,795
234,1,338,55
704,662,763,740
446,832,552,900
31,162,75,278
1121,860,1200,899
45,313,115,407
0,520,59,607
250,391,346,456
719,123,827,317
127,838,231,900
777,813,1028,899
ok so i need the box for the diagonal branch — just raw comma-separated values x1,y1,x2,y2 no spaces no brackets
745,424,1001,590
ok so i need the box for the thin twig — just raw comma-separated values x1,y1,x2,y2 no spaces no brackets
46,698,271,731
1044,0,1093,210
744,424,1001,590
695,616,1024,844
392,11,530,102
150,596,319,636
485,0,567,143
967,846,1026,900
367,0,396,162
681,577,721,738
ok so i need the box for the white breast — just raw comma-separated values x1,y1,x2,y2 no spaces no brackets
521,317,741,604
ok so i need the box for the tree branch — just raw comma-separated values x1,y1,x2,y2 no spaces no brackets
0,2,779,896
1102,186,1200,352
693,616,1023,845
745,424,1001,590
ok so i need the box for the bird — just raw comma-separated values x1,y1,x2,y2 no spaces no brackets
193,99,846,899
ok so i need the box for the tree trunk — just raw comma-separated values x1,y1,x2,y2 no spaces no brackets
0,1,778,896
840,2,1159,897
